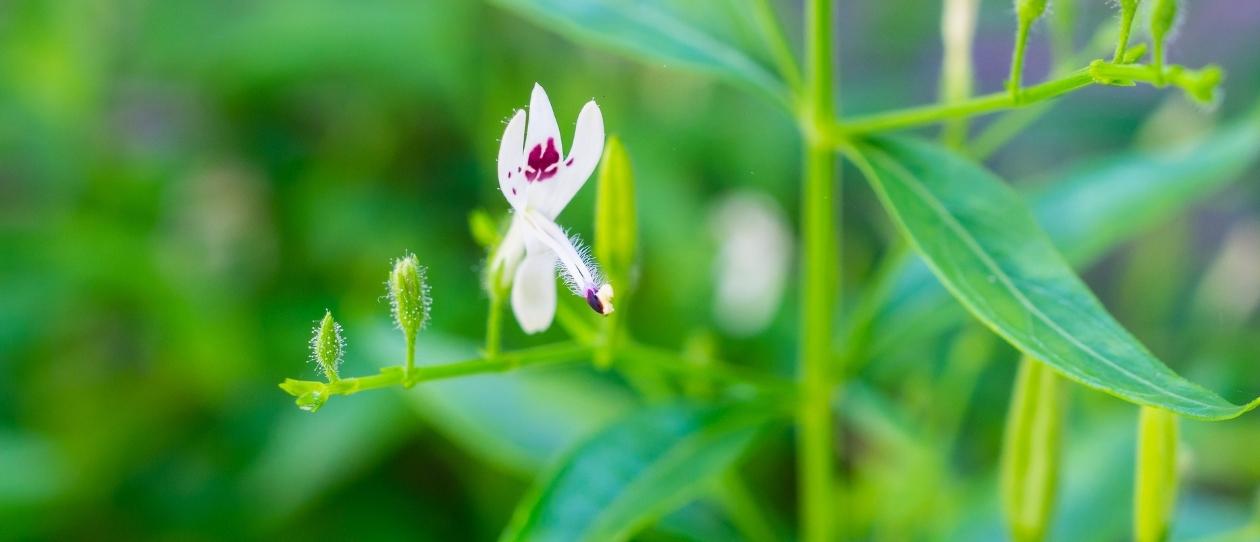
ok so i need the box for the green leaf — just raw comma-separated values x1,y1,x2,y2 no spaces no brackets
849,135,1260,420
864,113,1260,357
492,0,790,107
501,401,778,541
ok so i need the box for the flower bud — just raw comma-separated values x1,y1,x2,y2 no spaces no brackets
594,136,638,300
1015,0,1047,25
389,253,431,340
1150,0,1177,42
1134,406,1179,542
468,209,502,251
311,310,344,382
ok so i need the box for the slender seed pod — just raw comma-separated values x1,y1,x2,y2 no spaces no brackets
1001,358,1064,542
1134,406,1180,542
311,310,345,382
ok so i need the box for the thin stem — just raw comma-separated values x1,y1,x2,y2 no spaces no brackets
800,0,837,541
836,67,1092,137
834,56,1201,138
1007,23,1032,99
619,341,796,393
718,474,781,542
485,291,503,358
280,342,591,401
1113,5,1139,62
749,0,803,95
404,334,417,387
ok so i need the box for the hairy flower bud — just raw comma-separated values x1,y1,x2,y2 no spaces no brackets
1014,0,1047,24
311,310,344,382
1150,0,1177,42
389,253,431,340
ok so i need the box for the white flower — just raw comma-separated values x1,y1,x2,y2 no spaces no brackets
491,83,613,334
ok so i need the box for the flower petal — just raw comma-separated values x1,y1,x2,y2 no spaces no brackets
489,215,528,290
510,245,558,334
531,100,605,218
498,109,527,210
526,83,564,159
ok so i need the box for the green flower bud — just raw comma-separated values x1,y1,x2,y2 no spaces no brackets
468,209,502,252
594,136,638,299
311,310,344,382
1001,358,1064,542
389,253,431,340
1150,0,1177,42
1015,0,1048,25
1134,406,1179,542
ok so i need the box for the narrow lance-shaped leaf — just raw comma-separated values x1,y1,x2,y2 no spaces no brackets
501,401,778,542
1001,357,1064,542
865,111,1260,357
491,0,789,107
848,135,1260,420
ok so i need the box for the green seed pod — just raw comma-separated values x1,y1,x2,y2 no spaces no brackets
1001,358,1064,542
389,253,431,340
1134,406,1179,542
311,310,344,382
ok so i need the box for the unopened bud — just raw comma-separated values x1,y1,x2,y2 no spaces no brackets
389,253,430,339
1015,0,1048,24
469,209,502,251
1150,0,1178,42
311,310,344,382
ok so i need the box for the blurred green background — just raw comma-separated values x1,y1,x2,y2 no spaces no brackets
2,0,1259,539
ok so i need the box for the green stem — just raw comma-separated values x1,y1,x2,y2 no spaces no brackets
800,0,837,540
619,341,796,393
404,333,417,387
1113,5,1138,62
834,56,1192,138
1008,23,1032,99
280,342,591,402
485,291,503,358
718,474,781,542
838,67,1093,137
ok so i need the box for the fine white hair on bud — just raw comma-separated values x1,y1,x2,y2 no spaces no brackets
310,310,345,382
388,252,431,338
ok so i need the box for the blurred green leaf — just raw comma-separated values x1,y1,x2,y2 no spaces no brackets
866,112,1260,356
492,0,790,108
849,136,1260,420
501,401,777,541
